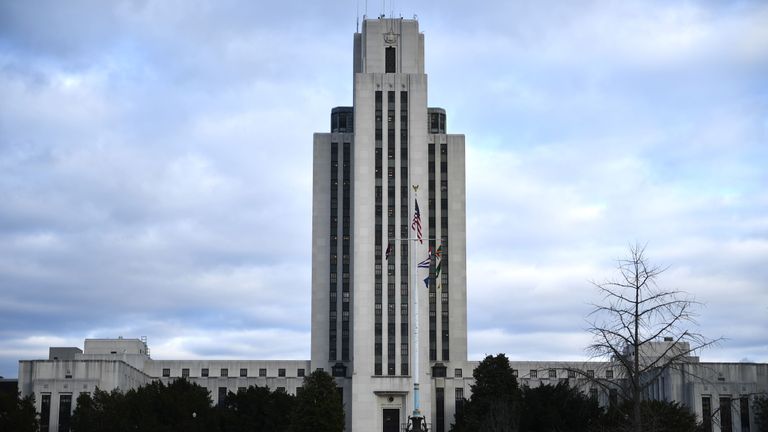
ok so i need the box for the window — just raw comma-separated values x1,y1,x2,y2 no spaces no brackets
259,368,267,377
606,369,614,379
385,47,396,73
609,388,618,406
41,394,51,432
237,387,246,393
201,368,209,377
218,387,227,407
587,369,595,378
240,368,247,377
548,369,557,379
297,368,305,377
701,396,712,432
220,368,228,377
181,368,189,378
455,368,462,378
455,388,465,416
436,387,445,432
590,388,598,400
740,397,750,432
530,369,538,378
162,368,170,377
720,397,733,432
568,370,576,379
278,368,286,377
58,394,72,432
277,386,286,393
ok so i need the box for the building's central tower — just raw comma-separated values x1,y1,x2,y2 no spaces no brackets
312,18,468,432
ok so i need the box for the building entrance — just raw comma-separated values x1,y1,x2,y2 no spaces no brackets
383,408,400,432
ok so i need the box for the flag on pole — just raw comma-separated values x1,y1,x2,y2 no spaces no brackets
417,248,432,268
423,276,430,289
385,242,392,260
411,198,423,244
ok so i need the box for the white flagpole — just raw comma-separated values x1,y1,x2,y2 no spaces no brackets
410,185,421,419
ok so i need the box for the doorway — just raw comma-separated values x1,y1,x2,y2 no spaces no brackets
383,408,400,432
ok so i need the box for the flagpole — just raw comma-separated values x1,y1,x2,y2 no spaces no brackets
409,184,425,431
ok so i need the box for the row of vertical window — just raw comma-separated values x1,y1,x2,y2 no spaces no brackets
387,91,396,376
329,143,339,361
428,143,437,361
701,395,751,432
341,143,351,361
429,387,466,432
400,91,409,376
161,367,301,378
374,91,383,376
440,143,450,361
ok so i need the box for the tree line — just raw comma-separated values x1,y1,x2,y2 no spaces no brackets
451,353,768,432
0,369,344,432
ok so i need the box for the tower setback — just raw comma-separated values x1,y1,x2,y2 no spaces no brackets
311,18,468,432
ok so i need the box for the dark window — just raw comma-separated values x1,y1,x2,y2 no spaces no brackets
530,369,538,378
41,394,51,432
181,368,189,378
277,386,286,393
259,368,267,377
587,369,595,378
606,369,614,379
548,369,557,379
568,370,576,378
702,396,712,432
220,368,228,377
297,368,305,377
58,394,72,432
238,387,246,393
278,368,286,377
740,397,750,432
720,397,733,432
385,47,396,73
436,387,445,432
432,364,447,378
218,387,227,407
455,388,464,416
455,368,462,378
240,368,247,377
162,368,170,377
201,368,209,377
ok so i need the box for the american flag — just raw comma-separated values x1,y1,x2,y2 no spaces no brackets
411,198,423,244
385,243,392,260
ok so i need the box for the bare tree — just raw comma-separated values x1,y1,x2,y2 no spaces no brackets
587,244,721,432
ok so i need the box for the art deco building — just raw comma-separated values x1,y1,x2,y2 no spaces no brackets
310,17,468,431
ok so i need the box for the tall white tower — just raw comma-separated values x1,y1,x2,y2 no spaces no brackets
312,18,468,432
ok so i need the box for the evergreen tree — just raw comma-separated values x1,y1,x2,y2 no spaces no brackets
595,399,697,432
0,391,38,432
451,354,520,432
289,370,344,432
218,385,295,432
520,381,601,432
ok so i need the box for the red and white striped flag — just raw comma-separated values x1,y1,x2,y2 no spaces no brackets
411,198,423,244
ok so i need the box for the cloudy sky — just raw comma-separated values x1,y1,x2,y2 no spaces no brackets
1,0,767,378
